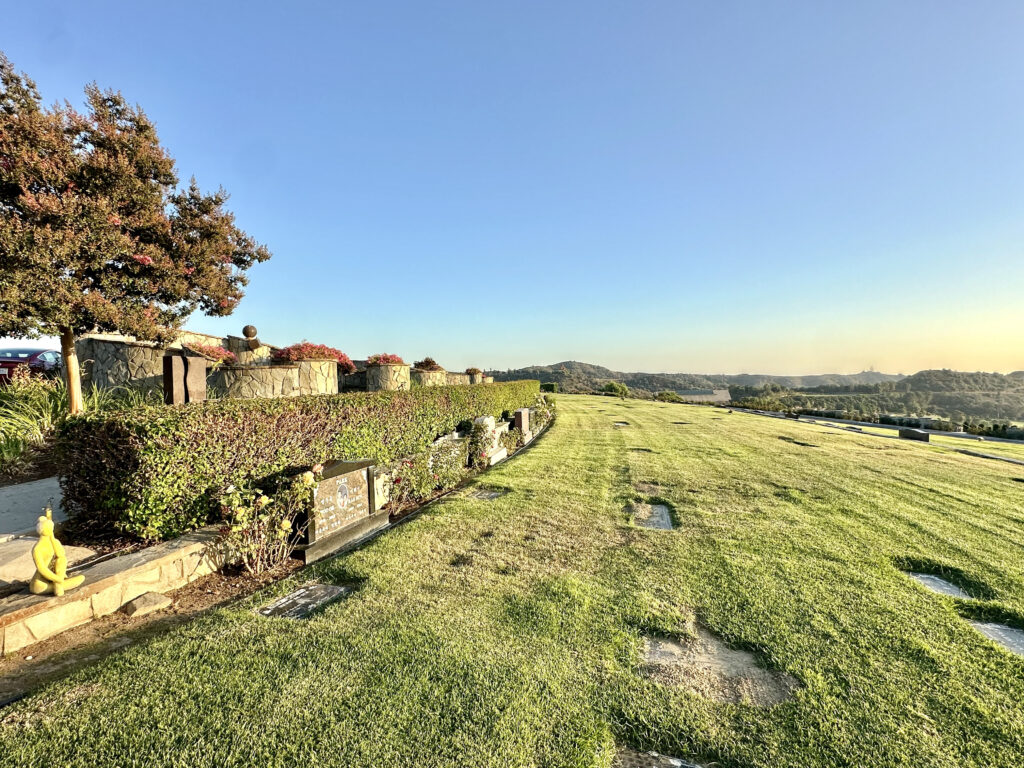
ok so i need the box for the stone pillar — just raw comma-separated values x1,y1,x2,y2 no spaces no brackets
297,360,339,395
367,364,410,391
468,373,483,385
482,376,494,384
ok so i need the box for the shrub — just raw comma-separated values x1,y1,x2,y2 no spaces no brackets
540,382,558,393
212,474,314,575
184,343,237,366
367,353,405,366
655,390,683,403
602,381,629,398
273,342,356,374
500,427,523,455
465,367,482,376
413,357,443,372
57,380,541,540
384,437,470,515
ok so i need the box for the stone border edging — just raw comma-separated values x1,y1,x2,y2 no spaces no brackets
0,529,221,656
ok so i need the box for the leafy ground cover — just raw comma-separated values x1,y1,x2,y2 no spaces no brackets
2,396,1024,767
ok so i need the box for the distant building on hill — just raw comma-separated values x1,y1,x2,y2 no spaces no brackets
676,388,731,403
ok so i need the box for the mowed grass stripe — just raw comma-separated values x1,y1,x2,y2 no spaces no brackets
2,395,1023,767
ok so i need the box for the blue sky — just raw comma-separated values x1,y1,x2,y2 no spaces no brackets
5,1,1024,374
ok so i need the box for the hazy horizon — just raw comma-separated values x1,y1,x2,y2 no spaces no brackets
5,1,1023,374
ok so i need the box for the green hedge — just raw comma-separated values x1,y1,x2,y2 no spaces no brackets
57,381,540,540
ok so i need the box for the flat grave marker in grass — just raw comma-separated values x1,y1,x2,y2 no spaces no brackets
905,572,974,600
257,583,355,619
969,621,1024,656
641,628,799,707
630,503,673,530
466,487,508,500
614,746,705,768
778,435,818,448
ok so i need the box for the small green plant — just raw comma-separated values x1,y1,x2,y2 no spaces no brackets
468,422,493,469
213,472,316,575
500,427,523,455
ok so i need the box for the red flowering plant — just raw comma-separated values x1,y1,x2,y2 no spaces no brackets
413,357,444,372
367,353,405,366
184,343,237,368
272,342,356,374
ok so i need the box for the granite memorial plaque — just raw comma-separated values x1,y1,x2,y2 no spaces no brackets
258,583,354,619
295,459,385,562
970,621,1024,656
906,572,973,599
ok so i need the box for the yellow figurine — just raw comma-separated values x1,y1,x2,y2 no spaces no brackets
28,507,85,597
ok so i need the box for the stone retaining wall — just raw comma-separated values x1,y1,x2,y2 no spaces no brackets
210,365,300,398
76,337,164,393
0,529,220,655
411,369,448,388
446,372,472,386
367,364,411,391
298,360,339,395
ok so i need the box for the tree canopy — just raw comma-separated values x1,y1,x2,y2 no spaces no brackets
0,53,270,410
0,55,270,339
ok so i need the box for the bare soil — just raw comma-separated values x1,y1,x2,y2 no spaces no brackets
642,627,799,707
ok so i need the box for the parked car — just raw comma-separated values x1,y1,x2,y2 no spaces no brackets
0,348,63,384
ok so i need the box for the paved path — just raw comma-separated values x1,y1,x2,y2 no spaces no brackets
0,477,63,543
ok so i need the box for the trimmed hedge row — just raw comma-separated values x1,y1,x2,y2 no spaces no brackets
57,380,540,540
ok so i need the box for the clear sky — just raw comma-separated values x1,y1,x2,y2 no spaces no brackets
4,1,1023,374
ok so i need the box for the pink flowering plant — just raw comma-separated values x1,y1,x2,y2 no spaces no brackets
273,342,356,374
367,353,405,366
184,343,237,367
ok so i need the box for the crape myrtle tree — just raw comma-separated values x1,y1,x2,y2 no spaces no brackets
0,54,270,413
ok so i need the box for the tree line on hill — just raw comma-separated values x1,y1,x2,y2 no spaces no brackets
494,363,1024,437
490,361,901,396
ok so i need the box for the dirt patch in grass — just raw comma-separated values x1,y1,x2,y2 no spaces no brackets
630,447,654,453
628,503,673,531
0,559,303,704
642,628,799,707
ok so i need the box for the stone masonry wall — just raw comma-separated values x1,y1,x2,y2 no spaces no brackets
298,360,339,395
75,337,165,393
210,365,300,398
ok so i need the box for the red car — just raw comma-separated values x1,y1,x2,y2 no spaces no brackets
0,348,63,384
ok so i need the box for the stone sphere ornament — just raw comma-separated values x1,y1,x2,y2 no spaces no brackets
242,325,258,339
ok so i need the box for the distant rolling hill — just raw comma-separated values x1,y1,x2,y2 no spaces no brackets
488,361,903,395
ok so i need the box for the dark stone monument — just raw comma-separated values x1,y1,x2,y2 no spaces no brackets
295,459,386,563
899,427,930,442
162,354,207,405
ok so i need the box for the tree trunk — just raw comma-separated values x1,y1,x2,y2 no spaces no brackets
59,327,83,415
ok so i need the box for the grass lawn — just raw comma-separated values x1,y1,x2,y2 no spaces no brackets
3,395,1024,767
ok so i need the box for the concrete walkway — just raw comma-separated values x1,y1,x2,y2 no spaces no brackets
0,477,63,543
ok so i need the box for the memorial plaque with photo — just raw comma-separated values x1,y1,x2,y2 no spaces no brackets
296,459,384,562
